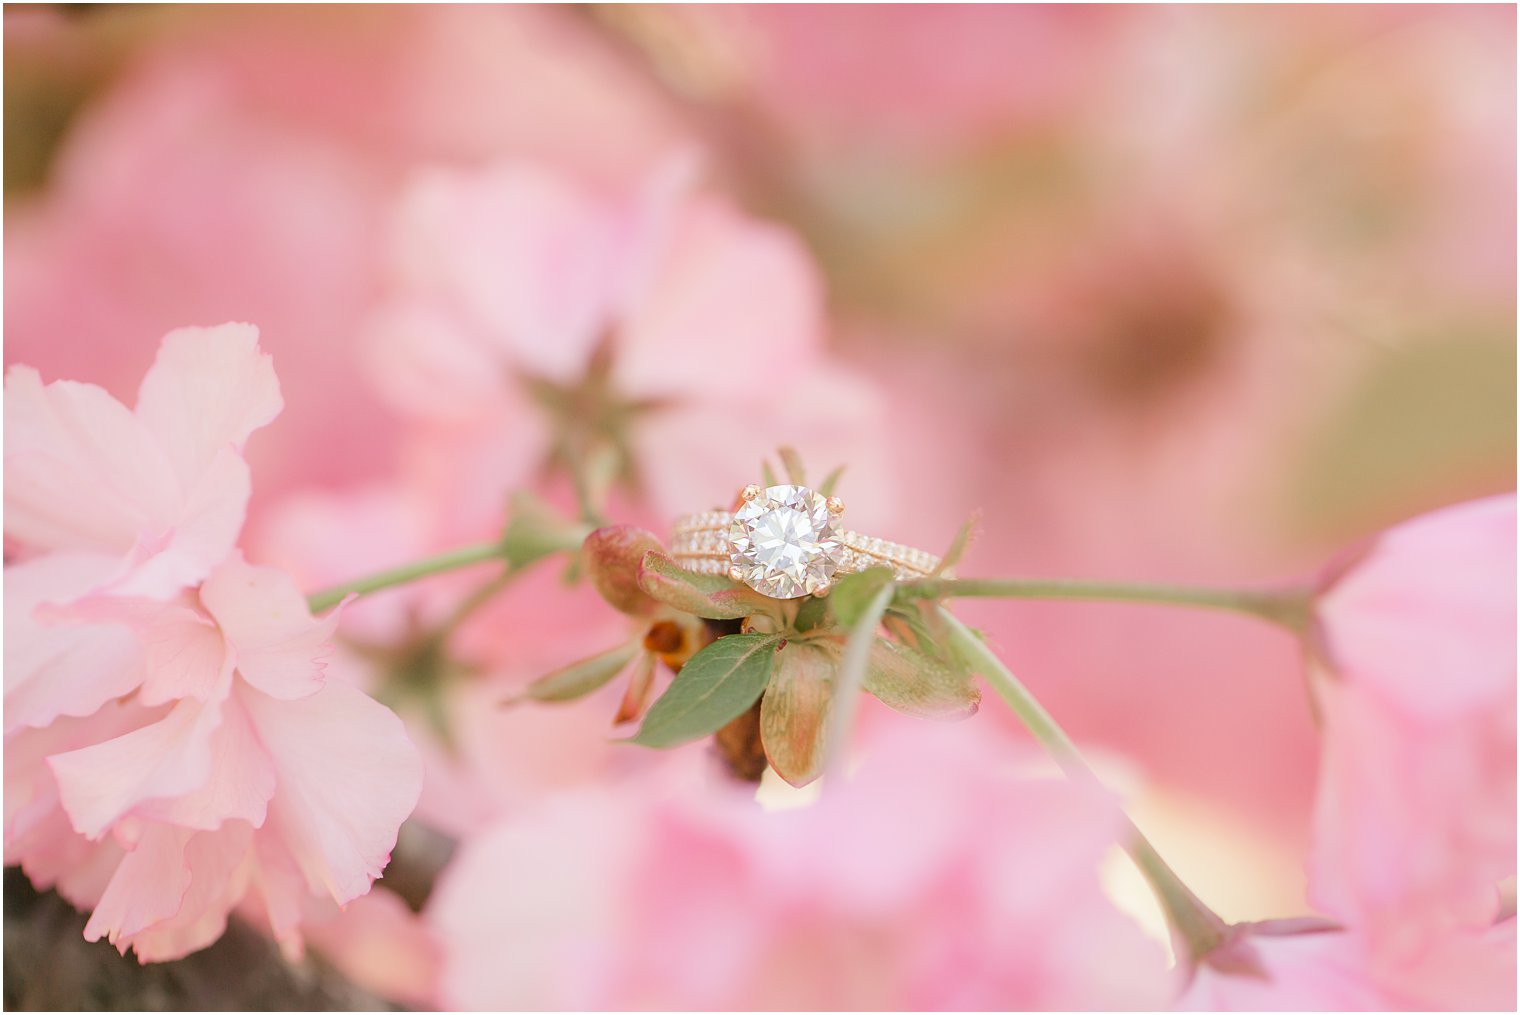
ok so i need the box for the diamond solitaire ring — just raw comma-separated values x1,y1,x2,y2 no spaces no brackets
671,484,940,600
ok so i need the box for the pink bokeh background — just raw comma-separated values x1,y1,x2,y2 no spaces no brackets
4,4,1514,1010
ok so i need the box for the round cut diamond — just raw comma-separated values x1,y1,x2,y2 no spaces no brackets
728,484,842,599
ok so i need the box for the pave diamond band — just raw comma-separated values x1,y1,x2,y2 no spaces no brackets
672,484,940,599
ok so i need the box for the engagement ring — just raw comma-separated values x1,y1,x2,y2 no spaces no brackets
672,484,940,600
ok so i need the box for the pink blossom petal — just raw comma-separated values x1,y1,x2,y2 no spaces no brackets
49,695,227,839
429,724,1174,1009
107,446,253,598
244,822,328,958
1319,492,1517,717
12,806,124,912
122,822,256,962
200,552,338,700
305,887,443,1009
363,298,514,422
5,705,150,862
133,323,283,489
1178,922,1517,1011
82,821,194,948
238,681,422,904
133,696,276,831
1309,674,1515,957
389,164,617,384
4,553,143,732
3,366,180,554
615,195,822,400
1310,493,1517,957
58,592,232,705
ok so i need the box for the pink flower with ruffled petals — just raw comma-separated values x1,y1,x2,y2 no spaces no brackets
428,722,1176,1009
8,553,422,961
4,327,423,961
1309,493,1516,962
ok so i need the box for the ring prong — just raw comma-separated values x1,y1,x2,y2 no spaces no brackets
826,496,845,516
813,582,832,599
741,484,763,502
728,564,744,582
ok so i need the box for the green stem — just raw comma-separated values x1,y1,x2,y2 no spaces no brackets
307,543,506,614
937,606,1231,964
823,582,896,783
905,577,1312,631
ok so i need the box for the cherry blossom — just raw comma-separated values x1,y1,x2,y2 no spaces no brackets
428,722,1176,1009
4,328,422,961
1309,493,1517,961
1178,920,1516,1010
362,157,898,532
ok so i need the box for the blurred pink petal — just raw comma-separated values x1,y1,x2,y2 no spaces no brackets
429,723,1175,1009
304,887,442,1009
1311,494,1517,959
363,157,895,526
615,193,821,400
388,164,620,387
1179,921,1516,1010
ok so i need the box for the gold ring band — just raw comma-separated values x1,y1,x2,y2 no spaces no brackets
671,510,940,581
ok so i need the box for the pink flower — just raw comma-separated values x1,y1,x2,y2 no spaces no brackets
428,722,1176,1009
6,552,422,960
363,158,897,530
4,323,281,599
1309,493,1516,961
302,886,442,1009
4,328,423,961
1178,919,1516,1010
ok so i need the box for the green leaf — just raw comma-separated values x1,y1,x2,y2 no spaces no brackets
817,464,847,498
820,580,896,781
884,602,975,680
507,641,638,704
933,512,980,576
760,459,780,488
864,638,980,719
791,594,833,633
761,640,839,787
637,550,777,621
777,446,807,486
630,634,781,748
829,567,896,628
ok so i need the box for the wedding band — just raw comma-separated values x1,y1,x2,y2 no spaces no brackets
672,483,940,600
